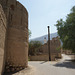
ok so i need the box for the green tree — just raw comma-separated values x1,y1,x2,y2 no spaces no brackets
55,6,75,53
28,29,31,38
29,41,42,55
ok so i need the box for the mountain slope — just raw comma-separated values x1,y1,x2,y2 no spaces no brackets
30,32,58,44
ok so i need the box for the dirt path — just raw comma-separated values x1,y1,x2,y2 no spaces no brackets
4,54,75,75
29,54,75,75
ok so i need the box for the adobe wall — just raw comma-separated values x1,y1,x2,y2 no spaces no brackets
29,53,61,61
0,0,28,72
34,37,61,61
29,54,49,61
0,4,6,75
40,37,61,54
6,2,28,72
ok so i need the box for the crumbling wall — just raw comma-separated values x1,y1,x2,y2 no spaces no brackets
35,37,61,61
41,37,61,54
0,4,6,75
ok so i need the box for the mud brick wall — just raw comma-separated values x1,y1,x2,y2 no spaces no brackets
0,4,6,75
0,0,28,72
36,37,61,61
40,37,61,54
6,1,28,71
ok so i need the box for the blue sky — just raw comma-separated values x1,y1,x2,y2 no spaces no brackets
17,0,75,39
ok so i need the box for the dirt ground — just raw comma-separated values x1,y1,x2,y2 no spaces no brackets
3,54,75,75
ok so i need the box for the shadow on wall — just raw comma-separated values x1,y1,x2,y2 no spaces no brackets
53,61,75,69
3,69,24,75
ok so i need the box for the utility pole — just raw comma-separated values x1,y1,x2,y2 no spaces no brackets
47,26,51,61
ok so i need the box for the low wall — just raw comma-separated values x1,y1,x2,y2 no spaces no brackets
62,50,72,55
29,54,49,61
0,4,6,75
29,53,61,61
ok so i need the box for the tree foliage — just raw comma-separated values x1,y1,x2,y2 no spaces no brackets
29,41,42,55
55,6,75,53
28,29,31,38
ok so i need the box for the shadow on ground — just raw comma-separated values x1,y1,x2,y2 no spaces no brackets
40,61,48,64
65,59,75,62
53,60,75,69
3,69,24,75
